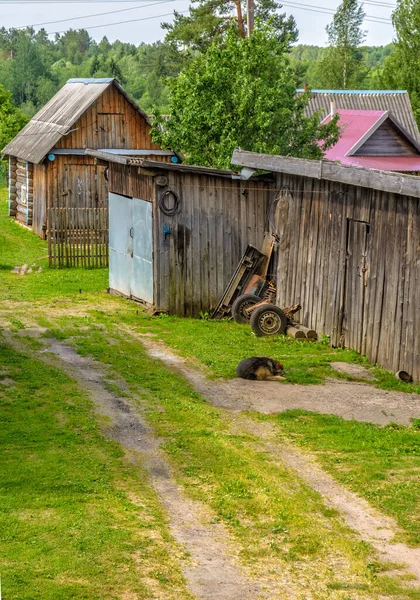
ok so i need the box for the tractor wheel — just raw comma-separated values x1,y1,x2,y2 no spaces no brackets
250,304,287,337
231,294,261,323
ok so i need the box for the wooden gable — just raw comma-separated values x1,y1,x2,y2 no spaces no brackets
54,83,161,151
353,118,419,157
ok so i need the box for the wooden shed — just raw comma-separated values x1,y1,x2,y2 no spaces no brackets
233,149,420,381
91,151,274,316
2,78,175,240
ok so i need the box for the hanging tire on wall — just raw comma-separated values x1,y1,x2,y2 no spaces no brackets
231,294,261,323
250,304,288,337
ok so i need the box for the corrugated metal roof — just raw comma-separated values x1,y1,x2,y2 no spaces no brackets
303,89,420,143
320,109,420,171
335,155,420,171
322,109,387,160
2,78,152,164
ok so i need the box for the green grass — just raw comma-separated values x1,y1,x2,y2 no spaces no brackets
262,410,420,546
90,306,420,393
37,315,420,597
0,189,107,301
0,337,191,600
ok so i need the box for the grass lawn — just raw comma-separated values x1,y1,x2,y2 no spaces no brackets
0,338,191,600
1,188,420,598
0,188,107,301
37,313,420,597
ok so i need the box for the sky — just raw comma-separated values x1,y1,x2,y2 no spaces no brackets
0,0,395,47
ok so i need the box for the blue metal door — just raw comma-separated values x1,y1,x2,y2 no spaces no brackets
131,198,154,303
109,193,154,304
109,192,133,297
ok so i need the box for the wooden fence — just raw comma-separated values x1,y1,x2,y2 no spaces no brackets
48,207,108,267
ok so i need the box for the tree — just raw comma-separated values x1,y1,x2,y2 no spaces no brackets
382,0,420,123
162,0,297,53
317,0,367,89
151,24,339,169
0,83,28,150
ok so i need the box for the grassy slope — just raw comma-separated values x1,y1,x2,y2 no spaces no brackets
0,340,191,600
0,191,192,598
0,188,107,301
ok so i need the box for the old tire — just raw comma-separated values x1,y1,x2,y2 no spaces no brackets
232,294,261,323
250,304,287,337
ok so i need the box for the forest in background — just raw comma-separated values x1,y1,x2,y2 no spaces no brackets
0,26,395,118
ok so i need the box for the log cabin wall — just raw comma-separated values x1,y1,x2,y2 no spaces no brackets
8,156,17,217
15,159,33,227
32,163,47,238
108,164,273,317
272,172,420,381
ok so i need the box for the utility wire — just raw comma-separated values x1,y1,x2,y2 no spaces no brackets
48,8,189,33
16,0,178,28
280,1,392,23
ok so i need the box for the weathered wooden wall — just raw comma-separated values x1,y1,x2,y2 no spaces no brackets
45,156,108,211
273,172,420,381
54,84,167,153
108,162,155,203
108,165,273,316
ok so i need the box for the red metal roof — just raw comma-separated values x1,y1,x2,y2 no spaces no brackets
321,109,420,172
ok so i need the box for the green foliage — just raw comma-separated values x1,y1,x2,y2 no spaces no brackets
162,0,298,53
382,0,420,124
0,83,28,150
316,0,368,89
0,340,191,599
152,24,340,168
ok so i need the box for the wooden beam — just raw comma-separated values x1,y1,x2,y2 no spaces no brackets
231,149,420,199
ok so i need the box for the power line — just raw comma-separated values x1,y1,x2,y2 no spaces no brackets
280,1,392,24
16,0,178,29
48,8,189,34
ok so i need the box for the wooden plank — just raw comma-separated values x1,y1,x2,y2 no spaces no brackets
232,150,420,200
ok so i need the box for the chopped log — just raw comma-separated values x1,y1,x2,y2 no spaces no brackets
286,325,306,339
292,322,318,339
283,303,301,320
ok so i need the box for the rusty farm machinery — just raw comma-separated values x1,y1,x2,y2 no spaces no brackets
212,232,317,339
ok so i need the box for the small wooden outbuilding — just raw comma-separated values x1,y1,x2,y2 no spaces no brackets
2,78,175,239
233,149,420,381
90,150,273,316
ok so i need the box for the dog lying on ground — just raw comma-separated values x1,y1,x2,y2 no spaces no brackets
236,357,285,381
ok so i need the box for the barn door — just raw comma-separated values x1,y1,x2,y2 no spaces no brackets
109,193,133,297
341,219,370,351
131,198,153,304
108,193,154,303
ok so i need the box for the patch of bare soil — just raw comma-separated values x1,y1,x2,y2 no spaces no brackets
6,332,268,600
136,337,420,586
330,362,377,381
140,340,419,427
